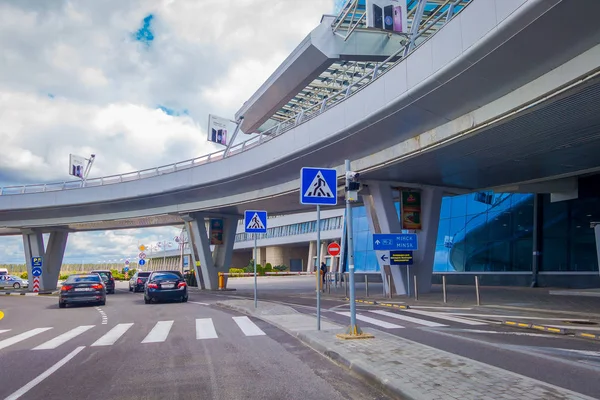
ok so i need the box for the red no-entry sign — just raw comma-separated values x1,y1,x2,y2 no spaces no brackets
327,242,341,257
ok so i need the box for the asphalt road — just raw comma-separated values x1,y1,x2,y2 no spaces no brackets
224,276,600,399
0,282,390,400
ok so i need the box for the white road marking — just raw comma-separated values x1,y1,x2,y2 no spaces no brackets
369,310,447,327
4,346,85,400
410,306,473,310
0,329,11,334
141,321,174,343
33,325,95,350
0,328,52,351
446,313,593,322
336,312,404,329
190,302,210,306
91,323,134,347
196,318,218,339
404,309,487,325
232,316,266,336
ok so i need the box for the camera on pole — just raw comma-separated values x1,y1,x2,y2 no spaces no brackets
345,171,361,202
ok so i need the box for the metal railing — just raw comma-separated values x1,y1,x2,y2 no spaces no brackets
0,0,471,197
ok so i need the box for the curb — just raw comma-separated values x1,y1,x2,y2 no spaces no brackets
346,298,410,309
0,291,58,296
215,301,409,400
575,332,600,341
500,320,598,337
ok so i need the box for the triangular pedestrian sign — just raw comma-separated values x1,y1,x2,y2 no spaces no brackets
303,171,334,198
246,212,265,230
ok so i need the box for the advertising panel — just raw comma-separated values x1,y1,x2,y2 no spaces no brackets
207,114,236,146
365,0,407,33
69,154,86,179
401,190,422,230
209,218,224,245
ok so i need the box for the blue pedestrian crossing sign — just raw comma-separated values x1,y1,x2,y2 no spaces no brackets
300,167,337,205
138,259,146,266
244,210,268,234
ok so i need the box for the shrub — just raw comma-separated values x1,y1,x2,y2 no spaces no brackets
273,265,287,272
264,263,273,272
20,272,28,279
228,268,246,277
59,273,70,280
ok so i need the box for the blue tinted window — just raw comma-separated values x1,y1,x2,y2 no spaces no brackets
450,195,467,218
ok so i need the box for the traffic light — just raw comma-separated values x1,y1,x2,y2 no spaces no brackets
345,171,361,202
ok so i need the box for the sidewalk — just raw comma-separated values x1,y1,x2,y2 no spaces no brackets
217,299,594,400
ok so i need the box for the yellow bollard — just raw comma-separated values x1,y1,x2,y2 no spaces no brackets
218,272,225,290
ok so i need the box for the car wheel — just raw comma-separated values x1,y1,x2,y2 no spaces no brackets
182,296,188,303
109,290,115,294
144,296,150,304
59,302,66,309
13,282,21,289
129,285,133,292
99,300,106,306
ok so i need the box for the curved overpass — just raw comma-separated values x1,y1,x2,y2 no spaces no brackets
1,0,600,234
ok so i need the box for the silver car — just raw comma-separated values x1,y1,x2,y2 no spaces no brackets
0,275,29,289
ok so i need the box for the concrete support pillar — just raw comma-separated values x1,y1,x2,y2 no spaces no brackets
363,182,406,296
307,241,317,272
183,213,238,290
319,241,327,266
412,187,443,294
22,230,68,291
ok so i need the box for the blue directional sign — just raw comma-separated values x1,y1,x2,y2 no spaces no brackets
244,210,268,234
31,267,42,277
138,259,146,266
373,234,418,251
300,167,337,205
31,257,43,268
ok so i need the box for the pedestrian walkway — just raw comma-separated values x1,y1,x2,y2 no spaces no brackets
0,316,267,352
217,299,596,400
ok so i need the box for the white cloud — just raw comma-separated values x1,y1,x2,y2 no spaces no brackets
0,0,334,262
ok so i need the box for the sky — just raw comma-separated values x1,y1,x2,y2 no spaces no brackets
0,0,337,264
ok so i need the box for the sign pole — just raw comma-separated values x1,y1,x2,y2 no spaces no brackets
254,234,258,308
345,160,358,334
316,204,321,330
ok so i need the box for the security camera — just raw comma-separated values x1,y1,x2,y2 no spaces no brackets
346,171,360,180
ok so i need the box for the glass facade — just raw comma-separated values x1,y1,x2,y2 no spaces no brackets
352,192,599,275
235,216,343,243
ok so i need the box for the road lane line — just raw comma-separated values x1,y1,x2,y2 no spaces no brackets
141,321,174,343
0,328,52,351
369,310,447,327
233,316,266,336
336,312,404,329
4,346,85,400
33,325,95,350
190,302,210,306
91,323,134,346
196,318,218,340
404,309,486,326
0,329,11,334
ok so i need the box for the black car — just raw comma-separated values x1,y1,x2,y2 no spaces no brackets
144,271,188,304
129,271,151,292
59,274,106,308
91,270,115,294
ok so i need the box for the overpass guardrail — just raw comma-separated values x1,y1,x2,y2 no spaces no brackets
0,0,471,196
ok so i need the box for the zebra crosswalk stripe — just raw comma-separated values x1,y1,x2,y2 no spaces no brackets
141,321,174,343
91,323,134,347
196,318,218,340
233,316,266,336
404,309,486,326
336,311,404,329
369,310,448,327
33,326,95,350
0,328,52,351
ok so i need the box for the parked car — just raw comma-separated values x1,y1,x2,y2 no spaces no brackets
129,271,151,292
0,274,28,289
90,270,115,294
144,271,188,304
59,273,106,308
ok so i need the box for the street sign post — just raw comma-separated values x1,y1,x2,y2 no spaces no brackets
31,256,43,292
327,242,341,257
244,210,268,308
301,167,338,331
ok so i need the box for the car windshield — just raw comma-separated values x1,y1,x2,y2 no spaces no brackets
138,272,151,277
66,275,101,283
151,272,181,281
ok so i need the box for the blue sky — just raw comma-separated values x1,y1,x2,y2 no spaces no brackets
0,0,335,263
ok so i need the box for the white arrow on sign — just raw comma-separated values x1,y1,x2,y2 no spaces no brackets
375,240,381,245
